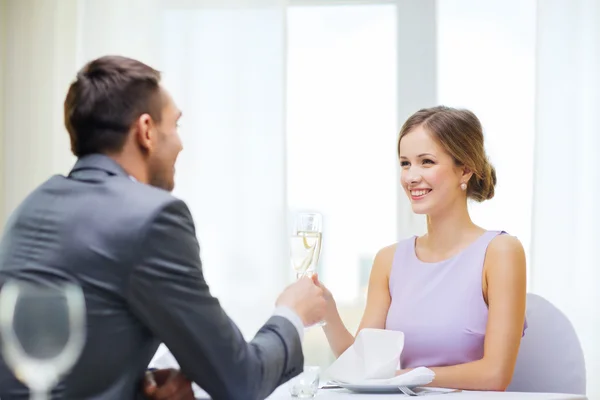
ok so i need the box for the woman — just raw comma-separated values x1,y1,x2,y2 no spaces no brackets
320,106,527,391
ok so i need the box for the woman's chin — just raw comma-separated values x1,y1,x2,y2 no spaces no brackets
410,204,430,215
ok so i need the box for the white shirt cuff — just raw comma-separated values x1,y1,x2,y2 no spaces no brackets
273,306,304,341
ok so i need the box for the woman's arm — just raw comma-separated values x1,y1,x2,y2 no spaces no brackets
402,235,527,391
322,244,395,358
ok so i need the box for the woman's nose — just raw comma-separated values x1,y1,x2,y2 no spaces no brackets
403,168,422,185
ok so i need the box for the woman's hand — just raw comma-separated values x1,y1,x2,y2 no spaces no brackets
314,244,395,358
310,273,338,323
395,368,413,376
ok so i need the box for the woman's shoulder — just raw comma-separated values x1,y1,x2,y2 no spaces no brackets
370,243,397,277
372,236,416,274
484,233,526,276
374,235,414,261
488,232,525,255
376,242,397,257
372,243,396,270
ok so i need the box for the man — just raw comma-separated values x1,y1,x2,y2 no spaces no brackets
0,55,326,399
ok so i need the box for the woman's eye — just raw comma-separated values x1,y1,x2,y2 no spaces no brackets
422,159,434,165
400,161,410,167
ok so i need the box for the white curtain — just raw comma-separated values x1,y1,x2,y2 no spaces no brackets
436,0,537,268
159,0,289,339
0,0,79,225
0,0,162,224
77,0,162,67
531,0,600,396
0,0,5,224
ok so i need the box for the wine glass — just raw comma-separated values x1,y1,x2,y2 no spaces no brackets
0,280,86,400
290,212,326,326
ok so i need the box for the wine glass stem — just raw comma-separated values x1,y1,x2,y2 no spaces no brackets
30,390,48,400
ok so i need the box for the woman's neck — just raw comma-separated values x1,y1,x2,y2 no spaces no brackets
422,201,482,254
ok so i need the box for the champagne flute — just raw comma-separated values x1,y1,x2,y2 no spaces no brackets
290,212,325,326
0,280,86,400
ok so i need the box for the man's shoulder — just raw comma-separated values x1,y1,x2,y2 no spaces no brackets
115,180,193,230
52,172,182,211
16,174,190,236
112,177,182,211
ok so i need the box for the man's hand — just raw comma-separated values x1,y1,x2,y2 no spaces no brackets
143,368,195,400
276,275,326,326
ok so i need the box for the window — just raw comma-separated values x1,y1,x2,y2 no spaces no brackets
287,3,397,303
286,3,397,365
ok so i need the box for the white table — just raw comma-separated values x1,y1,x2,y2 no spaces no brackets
267,386,587,400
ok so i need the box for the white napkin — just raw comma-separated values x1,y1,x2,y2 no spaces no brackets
325,328,435,386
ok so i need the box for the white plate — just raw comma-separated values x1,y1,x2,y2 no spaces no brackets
332,382,420,394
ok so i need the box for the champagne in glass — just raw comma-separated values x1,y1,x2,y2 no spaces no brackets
0,280,86,400
290,212,326,326
290,212,322,279
290,231,322,279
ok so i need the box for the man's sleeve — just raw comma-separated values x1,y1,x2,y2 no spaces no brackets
127,199,303,400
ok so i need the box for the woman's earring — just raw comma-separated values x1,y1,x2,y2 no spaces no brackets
460,183,467,191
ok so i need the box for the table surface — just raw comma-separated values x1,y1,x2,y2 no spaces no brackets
266,385,587,400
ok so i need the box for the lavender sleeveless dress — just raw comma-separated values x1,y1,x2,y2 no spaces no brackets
385,231,526,369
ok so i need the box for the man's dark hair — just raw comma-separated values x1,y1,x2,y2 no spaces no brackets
64,55,163,157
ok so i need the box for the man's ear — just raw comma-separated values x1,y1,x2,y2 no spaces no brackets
133,113,155,152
